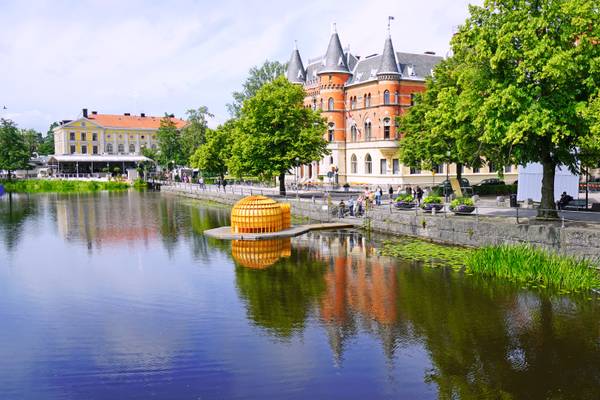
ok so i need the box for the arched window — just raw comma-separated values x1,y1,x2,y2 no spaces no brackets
350,96,356,110
351,154,357,174
363,94,367,108
328,97,334,111
350,125,357,142
129,143,135,153
106,143,113,154
365,93,371,108
312,98,317,110
365,153,372,174
394,91,399,104
383,118,391,139
117,144,124,154
383,90,390,105
320,99,323,110
328,123,335,142
364,120,372,141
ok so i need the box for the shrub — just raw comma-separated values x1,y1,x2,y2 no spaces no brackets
395,194,414,203
422,195,442,204
450,197,474,209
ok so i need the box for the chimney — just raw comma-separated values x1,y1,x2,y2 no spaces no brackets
82,108,88,118
169,113,175,118
140,112,146,118
124,112,130,116
91,111,98,115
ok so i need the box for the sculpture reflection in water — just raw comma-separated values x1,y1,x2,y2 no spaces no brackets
232,230,600,399
231,239,292,269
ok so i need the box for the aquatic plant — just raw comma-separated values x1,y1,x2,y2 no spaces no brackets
381,239,470,269
466,245,600,292
1,179,130,193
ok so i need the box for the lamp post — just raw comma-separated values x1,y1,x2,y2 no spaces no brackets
295,157,300,199
445,150,451,201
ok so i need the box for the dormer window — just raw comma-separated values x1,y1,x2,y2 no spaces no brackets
407,65,416,76
338,56,344,66
370,69,377,78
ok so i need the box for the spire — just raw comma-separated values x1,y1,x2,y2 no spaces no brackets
377,24,400,79
318,23,350,75
286,41,306,84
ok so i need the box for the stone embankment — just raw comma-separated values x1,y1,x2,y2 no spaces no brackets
161,185,600,259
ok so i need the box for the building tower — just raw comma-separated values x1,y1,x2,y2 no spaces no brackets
318,23,352,184
376,23,402,174
286,41,306,84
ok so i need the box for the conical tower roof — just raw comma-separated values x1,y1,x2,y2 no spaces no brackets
377,34,400,78
286,42,306,84
318,23,350,75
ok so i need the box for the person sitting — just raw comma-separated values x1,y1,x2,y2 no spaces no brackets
557,191,573,210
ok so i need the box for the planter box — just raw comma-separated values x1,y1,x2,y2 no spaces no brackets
451,205,475,214
394,202,417,210
421,203,444,213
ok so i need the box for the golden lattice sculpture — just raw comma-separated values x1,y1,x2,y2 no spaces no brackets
231,239,292,269
231,196,291,234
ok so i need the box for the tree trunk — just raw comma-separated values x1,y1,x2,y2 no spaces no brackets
7,170,12,181
538,159,558,219
456,163,463,182
279,172,286,196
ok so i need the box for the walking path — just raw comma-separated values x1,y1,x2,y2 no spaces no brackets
204,223,355,241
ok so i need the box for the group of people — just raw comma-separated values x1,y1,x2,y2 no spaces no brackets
400,185,426,203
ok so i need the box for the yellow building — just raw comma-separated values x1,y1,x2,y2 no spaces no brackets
50,108,187,175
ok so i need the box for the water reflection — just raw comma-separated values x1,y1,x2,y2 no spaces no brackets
231,239,292,269
0,192,598,399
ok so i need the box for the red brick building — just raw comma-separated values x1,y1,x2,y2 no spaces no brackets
287,24,516,186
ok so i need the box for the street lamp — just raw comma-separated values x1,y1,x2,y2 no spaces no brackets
295,157,300,198
445,150,451,201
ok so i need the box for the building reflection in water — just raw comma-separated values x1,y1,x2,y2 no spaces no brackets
232,230,600,398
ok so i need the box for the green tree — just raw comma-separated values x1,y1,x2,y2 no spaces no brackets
226,60,286,118
190,120,235,181
156,114,184,169
229,76,328,195
20,128,41,156
180,106,213,162
398,57,486,181
399,0,600,217
0,119,30,180
38,122,58,155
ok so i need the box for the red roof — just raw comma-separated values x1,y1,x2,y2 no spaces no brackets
87,113,187,129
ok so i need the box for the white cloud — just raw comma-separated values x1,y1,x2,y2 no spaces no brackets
0,0,482,133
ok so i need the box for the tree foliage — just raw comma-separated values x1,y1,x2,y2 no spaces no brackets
226,60,286,118
398,0,600,217
37,122,58,156
156,115,184,168
229,76,328,195
0,119,30,179
180,106,213,163
190,120,235,180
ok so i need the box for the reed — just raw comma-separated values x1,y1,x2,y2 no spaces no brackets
466,244,600,292
1,179,130,193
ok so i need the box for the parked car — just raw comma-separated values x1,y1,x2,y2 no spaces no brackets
474,178,505,187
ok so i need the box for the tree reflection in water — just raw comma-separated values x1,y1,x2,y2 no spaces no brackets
0,193,38,252
232,230,600,399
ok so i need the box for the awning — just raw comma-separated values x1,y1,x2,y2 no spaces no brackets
48,155,154,163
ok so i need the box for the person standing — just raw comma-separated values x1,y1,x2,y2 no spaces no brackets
416,186,423,204
375,186,383,206
388,186,394,201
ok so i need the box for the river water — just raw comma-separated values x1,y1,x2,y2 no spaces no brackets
0,191,599,399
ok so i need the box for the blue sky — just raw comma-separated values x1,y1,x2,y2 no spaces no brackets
0,0,481,133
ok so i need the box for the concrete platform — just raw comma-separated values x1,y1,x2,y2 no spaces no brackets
204,223,355,241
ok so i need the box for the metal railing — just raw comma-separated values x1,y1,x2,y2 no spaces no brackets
159,181,600,228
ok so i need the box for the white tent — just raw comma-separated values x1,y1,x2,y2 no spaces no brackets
517,163,579,202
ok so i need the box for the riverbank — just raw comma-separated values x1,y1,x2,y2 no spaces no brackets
1,179,130,193
161,184,600,259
